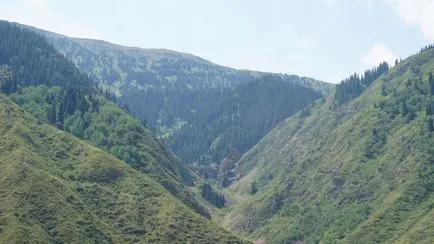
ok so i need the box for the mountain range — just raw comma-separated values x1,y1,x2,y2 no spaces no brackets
0,20,433,243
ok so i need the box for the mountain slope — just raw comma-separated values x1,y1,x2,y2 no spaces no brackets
30,26,330,94
22,24,332,182
220,48,434,243
0,93,246,243
0,20,207,217
162,76,322,182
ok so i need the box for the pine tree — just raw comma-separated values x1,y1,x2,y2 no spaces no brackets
428,118,434,132
426,102,432,116
381,84,387,96
429,72,434,96
201,183,225,208
47,104,57,124
58,100,65,124
250,181,258,195
402,101,408,116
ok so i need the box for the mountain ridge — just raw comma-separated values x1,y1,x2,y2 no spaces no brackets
18,22,331,86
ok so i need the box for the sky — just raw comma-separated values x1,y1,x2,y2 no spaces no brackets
0,0,433,83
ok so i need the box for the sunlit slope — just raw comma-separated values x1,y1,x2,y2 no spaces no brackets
0,94,246,243
221,48,434,243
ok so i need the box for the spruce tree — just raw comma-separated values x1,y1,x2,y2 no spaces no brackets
429,72,434,96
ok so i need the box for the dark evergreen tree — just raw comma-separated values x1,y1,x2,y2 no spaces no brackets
201,183,225,208
429,118,434,132
250,181,258,195
381,84,388,96
47,104,57,124
429,72,434,96
402,101,408,116
426,102,433,116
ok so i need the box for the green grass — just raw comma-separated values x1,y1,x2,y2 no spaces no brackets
220,49,434,243
9,84,210,218
0,94,247,243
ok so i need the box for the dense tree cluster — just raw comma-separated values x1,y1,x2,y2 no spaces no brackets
124,76,322,180
377,69,434,134
335,62,389,105
0,21,104,122
201,183,225,208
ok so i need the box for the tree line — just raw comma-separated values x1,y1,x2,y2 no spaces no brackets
335,62,389,105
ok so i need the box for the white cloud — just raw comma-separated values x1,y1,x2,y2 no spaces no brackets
385,0,434,40
287,24,318,49
361,43,397,68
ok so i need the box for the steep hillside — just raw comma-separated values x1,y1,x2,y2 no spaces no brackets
22,24,332,182
0,94,246,243
220,49,434,243
0,20,207,217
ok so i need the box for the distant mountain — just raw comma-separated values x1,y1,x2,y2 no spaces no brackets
27,25,330,94
0,93,246,243
220,48,434,243
21,23,333,183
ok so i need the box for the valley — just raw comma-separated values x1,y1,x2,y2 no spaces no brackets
29,26,332,183
0,16,433,244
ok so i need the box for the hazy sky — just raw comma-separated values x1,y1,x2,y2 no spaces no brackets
1,0,433,83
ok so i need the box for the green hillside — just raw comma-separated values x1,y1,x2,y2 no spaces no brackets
0,93,246,243
220,48,434,243
0,20,208,217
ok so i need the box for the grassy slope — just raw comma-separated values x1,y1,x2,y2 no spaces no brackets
0,94,246,243
220,50,434,243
